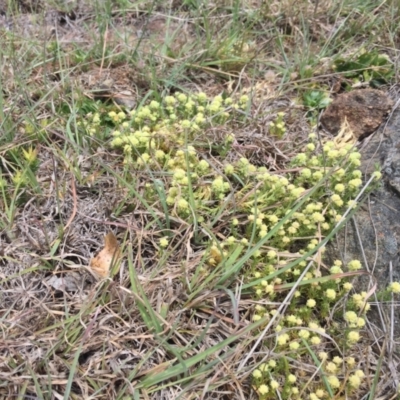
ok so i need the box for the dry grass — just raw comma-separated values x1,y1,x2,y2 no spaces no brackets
0,0,400,399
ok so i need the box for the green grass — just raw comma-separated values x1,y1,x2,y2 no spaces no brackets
0,0,399,399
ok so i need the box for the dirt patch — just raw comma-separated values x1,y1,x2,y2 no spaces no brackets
320,88,393,139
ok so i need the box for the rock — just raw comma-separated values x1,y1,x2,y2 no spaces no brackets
320,89,393,139
47,272,83,292
325,101,400,342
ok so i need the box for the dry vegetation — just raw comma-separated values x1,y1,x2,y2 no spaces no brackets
0,0,400,399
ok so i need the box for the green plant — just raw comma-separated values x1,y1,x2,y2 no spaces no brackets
334,50,394,87
302,90,332,121
73,91,382,398
268,112,286,138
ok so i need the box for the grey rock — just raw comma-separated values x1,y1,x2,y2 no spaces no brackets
326,100,400,340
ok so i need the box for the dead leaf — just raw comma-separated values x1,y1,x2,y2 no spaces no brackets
90,232,121,278
333,117,357,149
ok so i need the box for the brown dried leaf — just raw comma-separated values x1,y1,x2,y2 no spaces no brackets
90,232,120,278
333,117,357,149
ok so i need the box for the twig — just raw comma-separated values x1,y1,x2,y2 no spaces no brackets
63,176,77,232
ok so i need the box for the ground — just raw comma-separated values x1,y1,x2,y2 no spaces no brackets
0,0,400,399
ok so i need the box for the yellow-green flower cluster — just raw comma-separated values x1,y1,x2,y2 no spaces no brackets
252,360,290,398
77,112,103,136
269,112,286,138
388,281,400,293
98,92,375,400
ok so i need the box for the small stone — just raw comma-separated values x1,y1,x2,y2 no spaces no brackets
320,89,393,139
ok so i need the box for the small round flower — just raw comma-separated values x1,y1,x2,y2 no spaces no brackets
111,137,124,147
270,380,279,390
306,143,316,151
357,317,366,328
166,196,175,205
301,168,312,179
333,356,343,365
159,237,169,248
181,119,191,128
239,94,249,104
198,159,209,172
177,198,189,211
154,149,165,160
288,374,296,383
258,384,269,394
347,331,360,344
289,341,300,350
310,336,321,345
325,289,336,300
335,214,343,223
307,299,316,308
343,282,353,292
267,250,277,259
268,360,277,368
269,214,279,224
355,369,365,378
278,334,289,345
176,93,187,103
346,357,356,367
331,194,344,207
349,178,362,188
335,183,345,193
348,374,361,388
259,363,268,372
294,153,307,165
325,362,337,374
225,236,236,245
259,230,268,238
252,369,262,379
265,284,274,294
348,260,362,271
164,95,176,105
373,171,382,180
344,311,358,324
389,282,400,293
196,92,207,102
313,171,324,181
330,265,343,275
292,387,299,395
311,212,325,223
224,164,235,175
253,250,261,258
173,168,186,181
299,329,310,339
327,375,340,389
318,352,328,361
